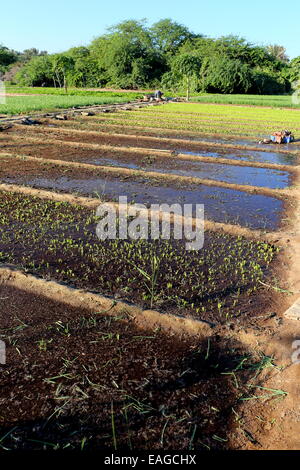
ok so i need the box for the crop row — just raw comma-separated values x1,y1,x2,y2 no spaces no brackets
84,114,300,135
148,103,300,121
74,116,288,138
95,110,300,129
127,108,300,125
0,191,278,323
41,118,300,153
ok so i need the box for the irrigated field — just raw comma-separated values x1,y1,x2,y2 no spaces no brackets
0,101,300,451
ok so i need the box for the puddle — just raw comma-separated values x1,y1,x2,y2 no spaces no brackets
85,156,290,189
180,149,299,166
6,175,284,230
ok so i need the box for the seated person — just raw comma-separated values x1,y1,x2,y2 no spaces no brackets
260,130,294,144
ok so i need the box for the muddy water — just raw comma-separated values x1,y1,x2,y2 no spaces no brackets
180,148,299,166
84,156,290,189
4,175,283,230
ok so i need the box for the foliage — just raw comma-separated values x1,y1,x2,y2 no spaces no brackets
150,19,196,55
171,53,201,99
1,19,297,95
200,57,253,94
15,55,54,86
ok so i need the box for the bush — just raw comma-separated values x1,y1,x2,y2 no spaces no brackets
200,57,252,94
251,70,288,95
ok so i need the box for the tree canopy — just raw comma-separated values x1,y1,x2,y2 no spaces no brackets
2,19,297,95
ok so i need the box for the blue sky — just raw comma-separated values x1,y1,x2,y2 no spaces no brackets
3,0,299,58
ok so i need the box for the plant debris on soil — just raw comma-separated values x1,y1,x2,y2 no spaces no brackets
0,191,281,323
0,101,299,452
0,283,285,451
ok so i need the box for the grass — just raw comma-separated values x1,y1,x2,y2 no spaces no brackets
5,85,143,98
189,93,300,108
0,93,142,115
3,85,299,111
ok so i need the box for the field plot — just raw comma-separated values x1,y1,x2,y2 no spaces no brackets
0,101,300,450
1,281,288,451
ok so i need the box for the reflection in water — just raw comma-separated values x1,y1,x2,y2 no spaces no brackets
6,175,284,231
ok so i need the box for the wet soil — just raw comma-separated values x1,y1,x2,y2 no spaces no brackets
0,157,285,230
0,134,292,189
0,191,282,323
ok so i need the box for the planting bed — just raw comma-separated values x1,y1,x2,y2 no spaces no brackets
0,191,279,323
0,282,284,451
0,157,285,230
0,133,292,188
26,121,300,166
1,101,299,451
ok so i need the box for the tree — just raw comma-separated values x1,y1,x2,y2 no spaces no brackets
51,54,75,92
0,45,18,69
90,20,164,88
266,45,289,63
21,48,47,62
200,57,252,94
172,54,201,100
150,19,195,55
289,57,300,84
15,55,53,86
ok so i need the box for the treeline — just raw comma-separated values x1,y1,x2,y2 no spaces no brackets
1,19,300,95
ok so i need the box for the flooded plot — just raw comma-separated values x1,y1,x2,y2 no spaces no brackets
1,159,284,230
181,148,299,166
2,128,299,168
84,156,290,189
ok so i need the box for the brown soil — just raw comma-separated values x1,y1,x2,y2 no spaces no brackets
0,153,290,231
0,268,298,451
1,105,300,451
5,126,298,172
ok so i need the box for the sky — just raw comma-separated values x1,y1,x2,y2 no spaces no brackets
2,0,299,59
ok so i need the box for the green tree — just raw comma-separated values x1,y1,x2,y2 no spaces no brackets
51,54,75,92
289,57,300,84
0,45,18,73
150,19,195,55
172,53,201,100
90,20,164,88
21,48,47,62
15,55,53,86
200,57,252,93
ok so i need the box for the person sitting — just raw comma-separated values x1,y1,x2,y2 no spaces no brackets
260,130,294,144
154,90,163,101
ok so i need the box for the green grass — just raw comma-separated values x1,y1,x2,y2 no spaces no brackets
5,85,299,109
189,93,299,108
0,93,142,115
80,102,300,138
5,85,143,98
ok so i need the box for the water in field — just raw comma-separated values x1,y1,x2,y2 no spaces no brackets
5,175,284,230
180,148,299,166
84,156,290,189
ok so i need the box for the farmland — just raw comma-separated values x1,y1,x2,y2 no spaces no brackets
0,100,300,451
0,92,143,116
